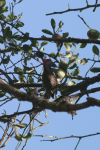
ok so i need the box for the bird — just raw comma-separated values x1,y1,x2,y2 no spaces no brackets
42,59,58,99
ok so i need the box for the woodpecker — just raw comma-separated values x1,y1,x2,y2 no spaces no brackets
42,59,58,99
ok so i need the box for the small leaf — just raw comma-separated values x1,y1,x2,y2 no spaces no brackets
72,42,76,47
80,43,87,48
68,80,75,86
15,132,22,141
24,32,29,37
64,42,72,50
78,58,88,65
7,14,17,21
14,67,23,74
16,21,24,28
71,68,81,76
41,41,48,47
23,44,31,51
49,52,55,58
51,18,56,30
36,51,44,58
2,56,10,64
4,27,12,37
0,35,4,43
0,14,6,20
68,53,79,64
57,21,64,32
0,1,6,7
8,43,16,47
59,21,64,28
14,35,22,41
24,66,32,71
0,7,8,13
62,32,69,38
13,123,27,129
23,132,32,139
22,32,29,42
90,67,100,73
31,40,39,47
0,91,6,97
69,63,77,69
0,118,9,123
92,45,99,55
42,29,53,35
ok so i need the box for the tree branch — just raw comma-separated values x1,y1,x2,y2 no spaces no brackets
46,4,100,15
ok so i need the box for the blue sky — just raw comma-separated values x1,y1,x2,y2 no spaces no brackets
0,0,100,150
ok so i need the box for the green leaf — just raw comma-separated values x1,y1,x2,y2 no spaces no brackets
0,91,6,97
16,21,24,28
23,44,31,51
0,35,4,43
51,18,56,30
8,43,16,47
31,40,39,47
69,63,77,69
4,27,12,38
71,68,81,76
36,51,44,58
23,132,32,139
38,76,41,82
0,6,8,13
90,67,100,73
78,58,88,65
0,1,6,7
14,67,23,74
41,41,48,47
15,133,22,141
59,60,68,71
62,32,69,38
24,66,32,71
7,14,17,21
0,118,9,123
13,47,21,53
49,52,56,58
27,77,34,84
0,14,6,20
64,42,72,50
80,43,87,48
42,29,53,35
92,45,99,55
2,56,10,64
68,54,79,64
72,42,76,47
24,32,29,37
59,21,64,28
22,32,29,42
13,35,22,41
13,123,27,129
24,57,31,66
19,74,25,82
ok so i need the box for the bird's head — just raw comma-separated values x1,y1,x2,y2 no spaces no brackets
43,59,51,66
43,59,56,72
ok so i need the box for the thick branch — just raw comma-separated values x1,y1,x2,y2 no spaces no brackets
0,79,100,114
61,73,100,95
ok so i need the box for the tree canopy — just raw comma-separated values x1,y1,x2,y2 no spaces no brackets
0,0,100,149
